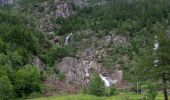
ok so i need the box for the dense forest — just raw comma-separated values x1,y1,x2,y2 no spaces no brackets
0,0,170,100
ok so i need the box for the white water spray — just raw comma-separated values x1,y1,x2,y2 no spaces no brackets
153,36,159,66
100,74,110,87
154,36,159,50
65,33,73,45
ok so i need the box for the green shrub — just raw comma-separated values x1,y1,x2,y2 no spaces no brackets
88,73,105,96
27,92,42,99
0,75,14,100
40,84,53,96
47,45,75,65
105,87,117,96
14,65,41,97
144,83,158,100
57,73,65,81
8,51,24,69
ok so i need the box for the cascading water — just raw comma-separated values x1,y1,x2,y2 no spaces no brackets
100,74,110,87
153,36,159,66
65,33,73,45
154,42,159,50
154,36,159,50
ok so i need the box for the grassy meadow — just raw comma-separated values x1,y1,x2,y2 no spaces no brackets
29,93,168,100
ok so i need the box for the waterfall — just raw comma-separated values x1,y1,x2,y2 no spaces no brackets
153,36,159,66
154,42,159,50
65,33,72,45
154,36,159,50
100,74,110,87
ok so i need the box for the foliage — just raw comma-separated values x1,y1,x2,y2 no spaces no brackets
144,83,158,100
0,75,14,100
1,0,170,99
134,22,170,99
88,73,105,96
105,87,117,96
57,72,65,81
27,92,42,99
14,65,41,97
26,93,170,100
0,9,45,99
56,0,170,34
47,45,75,65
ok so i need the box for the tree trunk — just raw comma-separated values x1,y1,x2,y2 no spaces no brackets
162,75,168,100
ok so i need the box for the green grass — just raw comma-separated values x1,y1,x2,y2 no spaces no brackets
28,93,169,100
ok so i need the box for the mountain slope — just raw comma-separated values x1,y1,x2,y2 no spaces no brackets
0,0,170,99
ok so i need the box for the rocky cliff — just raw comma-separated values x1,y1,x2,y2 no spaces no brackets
0,0,13,5
14,0,130,90
53,29,130,87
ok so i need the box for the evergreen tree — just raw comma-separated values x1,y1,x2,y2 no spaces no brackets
14,65,41,97
135,22,170,100
88,73,105,96
155,23,170,100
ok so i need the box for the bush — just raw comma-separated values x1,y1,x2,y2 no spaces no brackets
40,84,53,96
14,65,41,97
88,73,105,96
47,45,75,65
105,87,117,96
0,75,14,100
27,92,42,99
8,51,24,69
144,83,158,100
57,73,65,81
0,53,9,66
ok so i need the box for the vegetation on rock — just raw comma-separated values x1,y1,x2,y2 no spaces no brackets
0,0,170,99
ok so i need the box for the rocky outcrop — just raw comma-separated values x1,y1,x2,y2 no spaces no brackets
33,56,45,71
57,57,128,88
71,0,87,8
101,69,128,88
17,0,76,32
57,57,102,85
35,0,75,32
55,29,130,87
70,30,129,63
38,0,75,18
0,0,13,5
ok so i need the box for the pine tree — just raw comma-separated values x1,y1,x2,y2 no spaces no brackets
155,23,170,100
88,73,105,96
134,22,170,100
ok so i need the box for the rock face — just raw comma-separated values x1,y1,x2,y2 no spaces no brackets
0,0,13,5
35,0,75,32
70,30,129,64
33,56,45,71
57,57,126,87
72,0,87,8
39,0,74,18
57,57,102,85
111,70,124,87
51,29,130,88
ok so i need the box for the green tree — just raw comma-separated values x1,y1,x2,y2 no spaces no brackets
14,65,41,97
8,51,23,69
155,23,170,100
0,69,14,100
135,22,170,100
88,73,105,96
